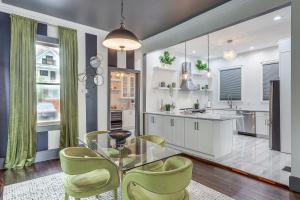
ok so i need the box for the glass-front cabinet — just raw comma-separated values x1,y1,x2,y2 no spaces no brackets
122,74,135,99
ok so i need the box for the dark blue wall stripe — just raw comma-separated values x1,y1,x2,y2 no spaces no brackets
126,50,135,69
37,23,47,36
0,12,10,158
85,33,98,132
108,48,117,67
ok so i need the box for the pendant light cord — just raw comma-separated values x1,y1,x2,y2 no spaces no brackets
120,0,125,26
208,34,210,72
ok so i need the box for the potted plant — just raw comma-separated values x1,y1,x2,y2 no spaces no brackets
165,104,172,112
195,59,208,74
194,99,200,109
159,51,176,68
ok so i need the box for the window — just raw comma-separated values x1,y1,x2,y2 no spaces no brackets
36,37,60,124
262,62,279,101
219,67,242,101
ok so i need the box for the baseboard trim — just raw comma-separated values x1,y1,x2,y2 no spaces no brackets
35,149,59,163
184,153,290,190
289,176,300,193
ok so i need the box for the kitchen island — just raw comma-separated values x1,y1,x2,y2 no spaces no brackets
144,111,240,159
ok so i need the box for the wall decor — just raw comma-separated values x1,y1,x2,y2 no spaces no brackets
78,54,104,88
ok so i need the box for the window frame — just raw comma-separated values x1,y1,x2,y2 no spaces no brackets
36,35,60,126
218,65,243,102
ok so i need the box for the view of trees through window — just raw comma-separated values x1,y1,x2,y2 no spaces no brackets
36,42,60,123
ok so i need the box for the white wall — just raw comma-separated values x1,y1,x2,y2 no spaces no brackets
279,39,291,154
210,46,278,111
146,50,209,112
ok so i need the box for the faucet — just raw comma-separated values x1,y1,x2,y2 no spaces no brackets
227,95,233,109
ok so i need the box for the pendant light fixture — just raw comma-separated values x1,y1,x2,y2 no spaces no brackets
223,39,237,61
102,0,141,51
206,34,212,78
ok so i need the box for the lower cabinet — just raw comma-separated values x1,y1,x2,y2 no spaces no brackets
184,118,213,155
162,116,185,147
256,112,269,137
145,113,233,158
145,114,163,137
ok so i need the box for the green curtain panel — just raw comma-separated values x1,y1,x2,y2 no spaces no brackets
5,15,37,169
58,27,79,148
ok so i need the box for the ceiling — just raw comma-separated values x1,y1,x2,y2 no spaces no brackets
168,6,291,59
3,0,230,40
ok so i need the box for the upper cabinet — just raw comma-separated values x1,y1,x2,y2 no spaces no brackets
121,74,135,99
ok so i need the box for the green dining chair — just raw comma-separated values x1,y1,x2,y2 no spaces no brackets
86,130,119,157
138,134,166,146
137,134,166,171
122,156,192,200
59,147,119,200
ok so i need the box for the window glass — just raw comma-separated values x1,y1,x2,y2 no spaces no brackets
219,68,241,101
36,42,60,123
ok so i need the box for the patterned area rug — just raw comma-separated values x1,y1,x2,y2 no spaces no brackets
3,173,233,200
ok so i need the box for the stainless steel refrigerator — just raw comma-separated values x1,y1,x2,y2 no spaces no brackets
269,80,281,151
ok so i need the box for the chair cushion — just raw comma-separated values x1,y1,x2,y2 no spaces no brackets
129,183,186,200
65,169,110,192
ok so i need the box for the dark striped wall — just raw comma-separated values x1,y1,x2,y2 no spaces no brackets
0,12,11,158
85,33,98,132
108,49,135,69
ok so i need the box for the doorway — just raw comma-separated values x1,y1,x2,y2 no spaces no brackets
108,67,140,136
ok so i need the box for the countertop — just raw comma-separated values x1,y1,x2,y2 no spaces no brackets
211,108,269,112
145,111,241,121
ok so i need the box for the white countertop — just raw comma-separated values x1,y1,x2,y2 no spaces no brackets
145,111,241,121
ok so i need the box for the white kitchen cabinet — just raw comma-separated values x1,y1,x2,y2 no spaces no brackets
162,116,185,147
256,112,269,137
184,118,213,155
184,118,200,152
122,110,135,130
145,114,163,137
121,74,135,99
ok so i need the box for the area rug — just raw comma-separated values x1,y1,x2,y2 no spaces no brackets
3,173,233,200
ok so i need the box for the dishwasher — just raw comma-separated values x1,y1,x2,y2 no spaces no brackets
236,111,256,137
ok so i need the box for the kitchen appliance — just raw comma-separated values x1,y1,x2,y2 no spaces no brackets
110,111,122,130
180,62,200,91
237,111,256,136
269,80,280,151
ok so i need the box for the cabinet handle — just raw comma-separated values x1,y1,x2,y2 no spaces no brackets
194,122,197,130
197,122,199,130
172,119,174,126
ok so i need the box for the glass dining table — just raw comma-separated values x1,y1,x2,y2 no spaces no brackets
78,133,182,173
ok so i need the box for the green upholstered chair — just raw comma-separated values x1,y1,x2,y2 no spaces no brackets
59,147,119,200
86,130,119,157
138,135,166,146
122,156,192,200
137,135,166,171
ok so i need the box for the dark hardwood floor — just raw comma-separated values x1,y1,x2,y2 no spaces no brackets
1,158,300,200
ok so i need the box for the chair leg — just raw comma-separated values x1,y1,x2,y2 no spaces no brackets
64,193,69,200
113,188,118,200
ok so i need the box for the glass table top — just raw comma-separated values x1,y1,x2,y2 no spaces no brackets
79,133,182,172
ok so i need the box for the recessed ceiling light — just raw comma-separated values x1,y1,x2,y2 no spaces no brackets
249,46,255,50
273,15,282,21
192,50,196,54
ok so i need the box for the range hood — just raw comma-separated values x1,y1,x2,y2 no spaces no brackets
180,62,200,91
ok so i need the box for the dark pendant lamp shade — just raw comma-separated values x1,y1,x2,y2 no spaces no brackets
102,25,141,51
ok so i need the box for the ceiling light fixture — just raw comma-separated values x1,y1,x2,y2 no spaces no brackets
192,50,196,54
102,0,141,51
249,46,255,50
223,39,237,61
273,15,282,21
